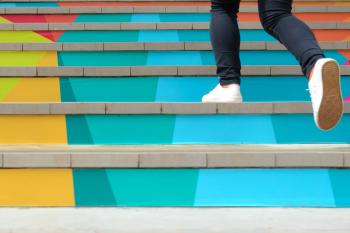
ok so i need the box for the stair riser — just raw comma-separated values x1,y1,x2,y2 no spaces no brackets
0,114,348,144
1,168,350,207
4,76,348,102
0,29,348,43
0,50,347,66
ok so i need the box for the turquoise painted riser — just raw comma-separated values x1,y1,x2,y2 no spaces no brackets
74,168,350,207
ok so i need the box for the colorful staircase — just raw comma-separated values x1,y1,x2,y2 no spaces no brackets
0,0,350,210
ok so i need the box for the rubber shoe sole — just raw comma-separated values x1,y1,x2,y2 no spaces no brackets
317,60,344,131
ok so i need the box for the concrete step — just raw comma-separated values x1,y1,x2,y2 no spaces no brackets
0,102,347,144
1,22,349,30
1,5,350,14
0,144,349,168
0,102,349,114
0,41,348,51
1,65,349,76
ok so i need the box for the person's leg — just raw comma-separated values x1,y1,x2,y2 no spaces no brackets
210,0,241,85
258,0,343,131
258,0,324,78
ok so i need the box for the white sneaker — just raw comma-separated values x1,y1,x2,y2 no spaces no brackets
202,83,243,103
308,58,344,131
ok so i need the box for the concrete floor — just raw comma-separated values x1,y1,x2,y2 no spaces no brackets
0,207,349,233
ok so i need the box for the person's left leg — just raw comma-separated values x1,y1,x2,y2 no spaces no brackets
258,0,343,130
202,0,243,103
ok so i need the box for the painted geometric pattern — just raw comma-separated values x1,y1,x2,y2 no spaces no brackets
1,168,350,207
0,113,349,144
0,11,349,144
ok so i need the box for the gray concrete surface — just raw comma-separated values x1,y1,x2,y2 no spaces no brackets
0,144,350,168
0,207,349,233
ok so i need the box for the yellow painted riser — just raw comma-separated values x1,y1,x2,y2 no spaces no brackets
0,169,75,207
0,115,67,144
0,78,61,102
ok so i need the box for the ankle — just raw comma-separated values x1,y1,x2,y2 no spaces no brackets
308,66,315,80
220,83,240,88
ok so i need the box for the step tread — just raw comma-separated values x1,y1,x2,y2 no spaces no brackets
0,5,349,14
1,144,349,168
1,65,349,76
0,41,347,51
0,102,348,114
2,22,348,30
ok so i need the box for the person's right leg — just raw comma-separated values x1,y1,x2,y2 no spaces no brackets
258,0,343,131
202,0,243,103
258,0,324,78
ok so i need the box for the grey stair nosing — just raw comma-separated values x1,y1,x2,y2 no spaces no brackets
0,41,348,51
1,22,349,31
0,102,348,114
1,150,349,168
0,6,349,14
0,65,349,77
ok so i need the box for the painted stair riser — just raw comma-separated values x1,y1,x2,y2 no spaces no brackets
1,168,350,207
0,114,349,144
58,51,349,67
0,50,347,66
1,76,350,102
60,76,350,102
1,30,349,43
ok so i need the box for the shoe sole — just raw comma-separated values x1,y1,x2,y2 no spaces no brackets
317,60,344,130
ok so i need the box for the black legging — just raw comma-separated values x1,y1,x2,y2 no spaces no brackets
210,0,325,85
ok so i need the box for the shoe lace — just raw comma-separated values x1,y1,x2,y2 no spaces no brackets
306,85,318,103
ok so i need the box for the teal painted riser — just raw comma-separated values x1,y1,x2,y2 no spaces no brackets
74,13,212,23
57,30,276,42
60,76,350,102
0,2,58,7
74,168,350,207
57,50,348,66
66,114,350,144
